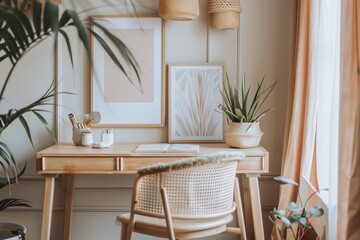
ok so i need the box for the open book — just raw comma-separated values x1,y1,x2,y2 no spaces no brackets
135,144,200,153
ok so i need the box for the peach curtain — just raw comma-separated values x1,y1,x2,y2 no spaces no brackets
271,0,316,238
338,0,360,239
278,0,310,209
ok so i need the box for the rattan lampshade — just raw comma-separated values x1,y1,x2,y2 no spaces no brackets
208,0,242,29
159,0,200,21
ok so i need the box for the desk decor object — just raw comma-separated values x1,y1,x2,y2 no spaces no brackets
168,64,225,142
69,113,97,146
135,144,200,153
218,75,276,148
90,16,165,127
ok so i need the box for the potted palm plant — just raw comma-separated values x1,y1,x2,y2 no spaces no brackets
218,74,276,148
0,0,140,238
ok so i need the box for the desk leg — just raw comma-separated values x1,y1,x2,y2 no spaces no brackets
41,176,55,240
246,174,265,240
63,175,74,240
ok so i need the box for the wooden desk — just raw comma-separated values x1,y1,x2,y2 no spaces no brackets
37,143,269,240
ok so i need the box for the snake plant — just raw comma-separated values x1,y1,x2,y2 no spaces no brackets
218,74,277,123
0,0,140,210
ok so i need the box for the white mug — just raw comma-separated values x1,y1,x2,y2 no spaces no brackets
81,133,93,146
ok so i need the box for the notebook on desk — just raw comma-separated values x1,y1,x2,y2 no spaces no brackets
135,144,200,153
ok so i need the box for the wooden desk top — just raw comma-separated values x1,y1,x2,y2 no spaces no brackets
37,143,268,157
37,143,269,174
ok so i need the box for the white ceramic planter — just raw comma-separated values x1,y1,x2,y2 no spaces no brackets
225,122,263,148
0,222,26,240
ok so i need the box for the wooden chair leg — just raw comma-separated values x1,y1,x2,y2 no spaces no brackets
161,188,176,240
235,177,247,240
120,223,128,240
126,214,136,240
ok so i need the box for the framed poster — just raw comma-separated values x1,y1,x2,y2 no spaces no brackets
168,64,225,142
90,16,164,127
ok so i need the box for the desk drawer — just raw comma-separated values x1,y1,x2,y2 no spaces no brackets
122,157,183,172
237,156,267,173
122,156,267,173
40,157,121,173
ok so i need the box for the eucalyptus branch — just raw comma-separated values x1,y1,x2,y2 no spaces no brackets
303,188,328,209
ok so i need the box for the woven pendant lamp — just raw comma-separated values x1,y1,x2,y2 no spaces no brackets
159,0,200,21
208,0,242,29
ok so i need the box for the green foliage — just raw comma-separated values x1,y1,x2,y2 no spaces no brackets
270,176,327,239
0,165,30,210
218,74,277,123
0,0,141,211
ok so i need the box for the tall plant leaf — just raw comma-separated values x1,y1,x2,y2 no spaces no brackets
32,0,42,37
58,29,73,68
0,9,28,49
12,8,34,41
43,1,59,34
274,176,298,186
32,110,56,142
90,20,141,86
0,198,30,211
0,164,25,189
0,29,20,59
65,10,90,55
18,115,34,148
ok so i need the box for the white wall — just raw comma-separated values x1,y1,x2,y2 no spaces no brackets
0,0,294,239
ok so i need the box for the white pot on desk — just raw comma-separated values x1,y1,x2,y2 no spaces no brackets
225,122,263,148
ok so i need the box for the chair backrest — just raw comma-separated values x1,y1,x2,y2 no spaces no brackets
133,152,245,219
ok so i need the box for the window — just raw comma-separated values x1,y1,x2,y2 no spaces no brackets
299,0,340,238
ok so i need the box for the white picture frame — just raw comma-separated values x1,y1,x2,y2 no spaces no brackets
168,64,225,142
90,16,164,127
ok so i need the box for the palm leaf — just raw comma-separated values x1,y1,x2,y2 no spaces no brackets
0,164,25,189
12,8,34,41
90,20,141,86
32,0,42,37
58,29,73,68
0,198,30,211
0,142,17,184
0,42,15,63
32,110,57,143
64,10,90,55
18,115,34,148
43,1,59,34
89,29,128,76
0,9,28,49
0,29,20,59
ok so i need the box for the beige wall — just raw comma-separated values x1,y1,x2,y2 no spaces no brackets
0,0,294,239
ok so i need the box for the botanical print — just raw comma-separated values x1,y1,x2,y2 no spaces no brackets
169,65,224,142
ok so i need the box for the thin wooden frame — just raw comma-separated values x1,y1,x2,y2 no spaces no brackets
168,64,225,143
90,15,165,127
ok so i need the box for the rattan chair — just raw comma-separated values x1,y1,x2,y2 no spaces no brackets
117,152,248,240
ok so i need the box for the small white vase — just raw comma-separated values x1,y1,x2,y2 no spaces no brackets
225,122,263,148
